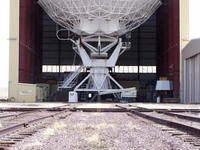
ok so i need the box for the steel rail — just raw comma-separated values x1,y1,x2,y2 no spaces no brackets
128,104,200,113
0,104,70,112
116,105,200,136
0,104,70,120
0,110,71,136
128,105,200,123
157,111,200,123
0,114,19,120
0,111,42,120
125,105,200,123
127,111,200,136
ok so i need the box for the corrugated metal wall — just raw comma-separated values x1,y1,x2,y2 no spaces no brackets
183,54,200,103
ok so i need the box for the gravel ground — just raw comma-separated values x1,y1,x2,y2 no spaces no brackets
11,112,197,150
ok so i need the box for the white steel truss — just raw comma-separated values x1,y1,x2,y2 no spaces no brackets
38,0,161,36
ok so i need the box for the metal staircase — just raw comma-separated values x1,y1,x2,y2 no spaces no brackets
58,66,84,90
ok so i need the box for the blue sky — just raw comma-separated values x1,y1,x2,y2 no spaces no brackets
0,0,200,95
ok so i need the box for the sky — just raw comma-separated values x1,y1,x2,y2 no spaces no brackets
0,1,200,96
0,0,9,89
189,0,200,39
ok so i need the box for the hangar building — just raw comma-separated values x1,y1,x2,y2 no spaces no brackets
9,0,192,103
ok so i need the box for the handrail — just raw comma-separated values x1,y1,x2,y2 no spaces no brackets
58,66,84,89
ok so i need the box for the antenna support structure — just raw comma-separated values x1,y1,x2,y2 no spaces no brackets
38,0,161,102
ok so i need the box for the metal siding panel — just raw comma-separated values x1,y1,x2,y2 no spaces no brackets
184,59,187,102
195,55,200,103
188,59,191,103
198,55,200,102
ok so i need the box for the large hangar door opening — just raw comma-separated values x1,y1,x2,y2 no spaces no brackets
18,0,180,102
41,11,158,102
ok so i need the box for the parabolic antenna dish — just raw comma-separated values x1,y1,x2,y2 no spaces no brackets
38,0,161,36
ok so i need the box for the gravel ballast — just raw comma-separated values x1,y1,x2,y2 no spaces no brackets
11,112,197,150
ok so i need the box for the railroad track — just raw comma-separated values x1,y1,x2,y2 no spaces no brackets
1,103,200,149
116,104,200,149
0,104,70,120
0,105,71,150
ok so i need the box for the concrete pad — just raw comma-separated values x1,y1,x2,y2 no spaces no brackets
76,103,119,109
0,102,199,111
130,103,200,110
0,102,67,109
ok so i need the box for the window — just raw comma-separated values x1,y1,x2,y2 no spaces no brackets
42,65,157,73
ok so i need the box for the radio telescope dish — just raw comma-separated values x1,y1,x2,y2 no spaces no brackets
38,0,161,102
38,0,161,36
